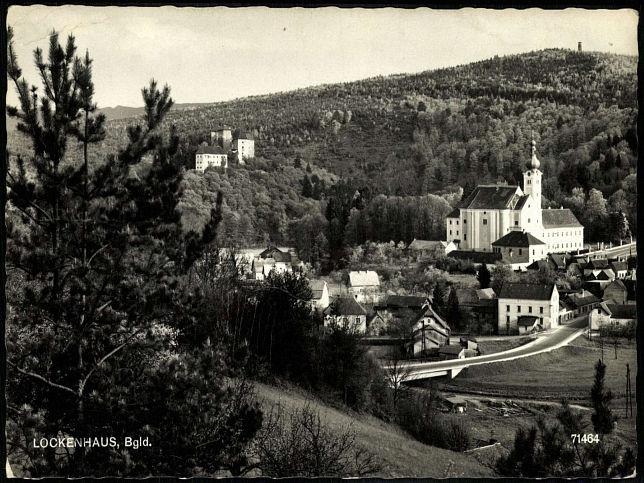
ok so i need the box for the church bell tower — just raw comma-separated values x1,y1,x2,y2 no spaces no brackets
523,139,542,207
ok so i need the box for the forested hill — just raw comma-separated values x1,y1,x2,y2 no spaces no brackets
7,48,638,248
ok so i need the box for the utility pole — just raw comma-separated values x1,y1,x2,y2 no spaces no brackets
625,363,633,418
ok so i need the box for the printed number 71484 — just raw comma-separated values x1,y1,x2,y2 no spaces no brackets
571,434,600,444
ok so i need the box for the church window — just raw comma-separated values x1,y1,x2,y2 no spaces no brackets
483,219,488,225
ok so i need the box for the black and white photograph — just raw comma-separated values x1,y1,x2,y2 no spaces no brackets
3,4,639,478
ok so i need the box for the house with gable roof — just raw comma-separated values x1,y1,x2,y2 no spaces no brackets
406,300,451,356
491,231,547,265
323,297,368,333
348,270,381,303
497,283,559,335
195,145,228,171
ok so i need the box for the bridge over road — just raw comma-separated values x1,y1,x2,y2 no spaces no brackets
384,317,588,381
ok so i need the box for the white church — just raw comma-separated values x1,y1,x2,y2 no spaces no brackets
446,140,583,264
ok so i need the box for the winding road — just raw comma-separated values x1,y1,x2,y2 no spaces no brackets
388,316,588,380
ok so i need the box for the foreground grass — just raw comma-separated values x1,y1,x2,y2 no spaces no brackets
254,382,494,478
441,337,636,402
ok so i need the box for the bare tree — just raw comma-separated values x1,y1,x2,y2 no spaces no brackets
384,351,413,408
251,403,381,477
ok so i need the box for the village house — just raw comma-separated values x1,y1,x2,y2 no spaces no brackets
195,145,228,171
497,283,559,335
348,270,381,303
446,140,584,254
565,289,602,317
491,231,547,265
558,298,576,324
526,258,556,272
602,279,628,305
583,258,610,275
408,239,457,260
589,303,636,336
605,304,637,326
454,287,497,329
323,297,368,333
609,261,628,279
309,280,330,312
249,246,301,281
406,301,451,356
588,302,613,336
373,295,428,324
549,253,569,271
439,344,465,360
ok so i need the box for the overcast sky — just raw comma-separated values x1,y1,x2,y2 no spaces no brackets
6,6,639,109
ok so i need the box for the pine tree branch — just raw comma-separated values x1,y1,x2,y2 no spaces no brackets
7,360,78,397
78,328,144,394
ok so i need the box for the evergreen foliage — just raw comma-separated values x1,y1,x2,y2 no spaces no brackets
5,28,260,477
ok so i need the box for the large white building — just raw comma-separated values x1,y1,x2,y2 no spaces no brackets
195,145,228,172
233,132,255,164
446,140,583,256
497,283,559,335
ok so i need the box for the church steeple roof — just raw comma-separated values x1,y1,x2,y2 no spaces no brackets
528,138,541,170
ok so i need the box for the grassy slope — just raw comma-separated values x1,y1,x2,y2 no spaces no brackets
254,382,494,478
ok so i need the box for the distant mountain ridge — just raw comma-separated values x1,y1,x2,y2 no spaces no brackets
99,102,214,121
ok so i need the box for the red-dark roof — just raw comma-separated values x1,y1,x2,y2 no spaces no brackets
587,258,609,269
460,185,522,210
450,250,502,264
542,208,583,228
517,315,539,326
325,297,367,316
197,145,227,155
498,283,556,301
492,231,546,247
381,295,428,309
259,246,291,262
439,345,464,354
567,291,601,308
446,207,460,218
605,304,636,319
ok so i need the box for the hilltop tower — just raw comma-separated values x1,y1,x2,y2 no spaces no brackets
211,126,232,150
523,139,542,208
578,41,582,52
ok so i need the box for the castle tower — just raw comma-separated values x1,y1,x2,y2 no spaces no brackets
523,139,542,207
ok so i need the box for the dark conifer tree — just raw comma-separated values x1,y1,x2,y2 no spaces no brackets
5,27,260,476
477,263,492,289
590,359,615,435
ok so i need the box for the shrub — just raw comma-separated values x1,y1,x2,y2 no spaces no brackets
253,404,380,477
